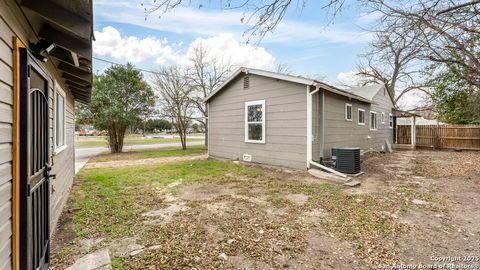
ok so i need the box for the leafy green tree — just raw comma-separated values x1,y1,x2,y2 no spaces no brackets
191,123,199,133
429,63,480,124
89,64,155,153
145,119,172,133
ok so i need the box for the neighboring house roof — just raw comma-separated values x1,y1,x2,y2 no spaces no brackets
204,67,374,104
350,83,396,106
346,84,385,102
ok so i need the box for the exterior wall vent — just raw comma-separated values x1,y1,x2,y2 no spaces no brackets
243,153,252,162
243,75,250,89
331,147,361,174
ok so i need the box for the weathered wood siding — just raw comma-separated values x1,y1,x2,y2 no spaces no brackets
322,87,394,158
0,2,76,268
208,74,308,169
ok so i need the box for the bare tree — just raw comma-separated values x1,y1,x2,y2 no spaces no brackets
186,41,232,146
153,67,194,150
354,0,480,110
356,28,428,108
365,0,480,87
273,61,293,74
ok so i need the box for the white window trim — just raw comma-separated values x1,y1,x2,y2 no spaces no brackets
370,111,377,130
389,113,393,129
357,108,365,125
381,112,385,124
54,83,67,155
245,99,266,144
345,103,352,121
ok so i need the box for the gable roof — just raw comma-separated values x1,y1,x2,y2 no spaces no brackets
347,84,384,101
204,67,374,103
347,83,396,106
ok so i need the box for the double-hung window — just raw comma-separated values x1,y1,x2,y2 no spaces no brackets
381,112,385,124
370,111,377,130
345,103,352,121
358,109,365,125
55,87,66,153
245,100,265,143
389,113,393,128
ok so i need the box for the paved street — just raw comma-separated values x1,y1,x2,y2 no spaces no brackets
75,141,205,173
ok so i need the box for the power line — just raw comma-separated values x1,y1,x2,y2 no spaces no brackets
92,56,161,75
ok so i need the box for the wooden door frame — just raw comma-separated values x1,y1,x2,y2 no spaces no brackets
12,36,25,270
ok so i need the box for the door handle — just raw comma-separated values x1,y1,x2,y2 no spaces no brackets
45,164,56,180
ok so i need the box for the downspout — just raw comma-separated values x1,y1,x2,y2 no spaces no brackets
320,88,325,162
306,85,312,168
307,86,320,168
206,102,210,156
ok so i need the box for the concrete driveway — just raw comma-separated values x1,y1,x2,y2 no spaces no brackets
75,141,205,173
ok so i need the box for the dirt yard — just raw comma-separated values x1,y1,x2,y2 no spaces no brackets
50,149,480,270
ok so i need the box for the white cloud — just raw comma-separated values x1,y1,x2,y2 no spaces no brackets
93,26,274,70
94,0,246,38
336,70,365,86
356,11,383,24
93,26,181,64
185,33,275,69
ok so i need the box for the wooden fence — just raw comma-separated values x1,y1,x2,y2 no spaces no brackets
397,125,480,150
396,125,411,144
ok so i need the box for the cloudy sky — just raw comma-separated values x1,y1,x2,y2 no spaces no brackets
92,0,379,86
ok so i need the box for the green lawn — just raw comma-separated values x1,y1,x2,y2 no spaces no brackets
72,160,259,239
75,135,204,148
89,145,207,162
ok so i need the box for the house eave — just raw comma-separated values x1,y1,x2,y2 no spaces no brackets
204,67,372,104
18,0,93,103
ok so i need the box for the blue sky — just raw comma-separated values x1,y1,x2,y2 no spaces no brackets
92,0,379,85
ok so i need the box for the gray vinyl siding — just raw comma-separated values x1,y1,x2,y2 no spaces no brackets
0,2,77,268
0,9,14,268
208,74,308,169
50,91,75,234
322,86,394,158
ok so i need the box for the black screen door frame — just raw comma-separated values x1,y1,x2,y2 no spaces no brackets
19,48,51,270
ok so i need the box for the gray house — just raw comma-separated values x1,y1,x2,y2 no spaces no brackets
205,68,394,170
0,1,93,269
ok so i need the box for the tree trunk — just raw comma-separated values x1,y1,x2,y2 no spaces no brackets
180,128,187,150
108,125,127,153
204,120,208,147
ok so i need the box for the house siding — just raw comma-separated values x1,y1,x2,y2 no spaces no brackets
0,1,77,268
0,8,15,268
322,87,394,158
208,74,308,169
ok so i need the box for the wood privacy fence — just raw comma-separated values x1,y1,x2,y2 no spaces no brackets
397,125,480,150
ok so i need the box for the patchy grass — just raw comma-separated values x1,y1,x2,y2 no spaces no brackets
72,160,257,239
89,145,207,162
111,256,131,270
53,159,412,268
75,135,204,148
